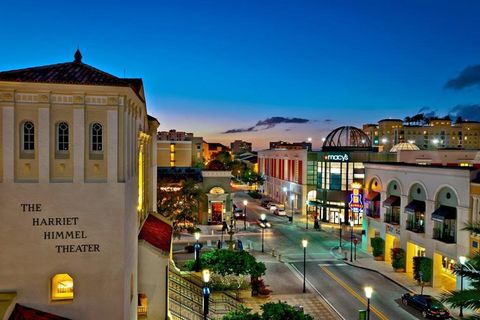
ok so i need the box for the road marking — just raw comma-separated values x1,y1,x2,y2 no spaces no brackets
320,266,389,320
288,263,346,320
318,263,347,267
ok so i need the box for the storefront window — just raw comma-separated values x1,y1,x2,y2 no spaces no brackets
441,256,456,277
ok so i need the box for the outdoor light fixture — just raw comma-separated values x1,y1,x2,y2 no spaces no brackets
202,269,211,320
302,239,308,293
432,138,440,145
381,138,388,144
259,213,270,252
408,139,415,144
290,195,295,224
305,200,309,230
349,220,354,262
459,256,467,317
307,137,312,142
364,286,373,320
243,200,248,231
194,232,202,271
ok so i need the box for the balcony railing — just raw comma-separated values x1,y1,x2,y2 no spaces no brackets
433,228,455,244
384,213,400,225
406,219,424,233
365,208,380,219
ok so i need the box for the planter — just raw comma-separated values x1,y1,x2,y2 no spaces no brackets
394,268,405,273
374,256,384,261
257,293,270,298
236,289,252,300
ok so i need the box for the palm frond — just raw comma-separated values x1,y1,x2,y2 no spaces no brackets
442,289,480,310
463,222,480,234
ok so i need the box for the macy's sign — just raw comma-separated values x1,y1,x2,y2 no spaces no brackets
324,153,349,161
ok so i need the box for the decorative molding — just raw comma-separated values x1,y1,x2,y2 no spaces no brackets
16,93,38,103
0,92,13,101
202,171,232,178
85,96,107,105
51,94,73,104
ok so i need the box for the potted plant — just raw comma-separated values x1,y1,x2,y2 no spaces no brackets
370,237,385,261
391,247,406,272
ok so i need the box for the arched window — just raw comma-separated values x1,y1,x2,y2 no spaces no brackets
22,121,35,152
51,273,74,301
91,123,103,152
56,122,69,151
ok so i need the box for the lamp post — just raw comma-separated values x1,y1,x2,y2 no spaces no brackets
243,200,248,230
459,256,467,318
339,217,343,248
302,239,308,293
350,220,354,262
305,201,309,230
194,231,201,272
290,194,295,224
259,213,270,253
364,286,373,320
202,269,211,320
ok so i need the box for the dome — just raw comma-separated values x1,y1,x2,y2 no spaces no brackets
322,126,371,151
389,142,420,152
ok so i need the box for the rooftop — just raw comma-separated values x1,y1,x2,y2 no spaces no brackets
9,303,71,320
139,214,173,254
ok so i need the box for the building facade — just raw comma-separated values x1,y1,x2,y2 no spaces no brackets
157,130,203,167
363,163,477,291
0,52,165,319
230,139,252,154
363,118,480,151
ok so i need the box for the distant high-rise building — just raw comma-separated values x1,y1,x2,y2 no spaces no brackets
230,140,252,154
269,140,312,151
363,118,480,151
157,130,203,167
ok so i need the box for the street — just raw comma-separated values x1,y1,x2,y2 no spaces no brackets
231,191,423,320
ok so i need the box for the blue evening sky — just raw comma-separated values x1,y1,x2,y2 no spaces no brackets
1,0,479,149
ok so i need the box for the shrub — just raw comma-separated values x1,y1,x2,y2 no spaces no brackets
413,256,433,283
370,237,384,257
391,247,406,270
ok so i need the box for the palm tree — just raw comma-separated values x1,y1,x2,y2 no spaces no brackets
442,222,480,318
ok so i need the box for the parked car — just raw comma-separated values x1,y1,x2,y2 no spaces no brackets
274,208,287,216
401,293,450,319
234,211,246,220
261,200,271,208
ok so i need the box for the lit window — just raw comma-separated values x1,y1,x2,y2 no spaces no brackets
138,293,148,316
56,122,69,151
51,273,74,301
91,123,103,151
22,121,35,151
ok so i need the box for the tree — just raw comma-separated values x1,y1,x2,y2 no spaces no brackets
223,302,313,320
157,179,206,236
404,116,412,125
442,254,480,316
214,151,234,169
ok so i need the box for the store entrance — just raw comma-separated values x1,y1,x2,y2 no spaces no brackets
211,202,223,224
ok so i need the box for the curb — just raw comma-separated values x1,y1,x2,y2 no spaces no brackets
343,259,414,293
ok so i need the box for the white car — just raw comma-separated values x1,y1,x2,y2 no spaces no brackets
274,208,287,216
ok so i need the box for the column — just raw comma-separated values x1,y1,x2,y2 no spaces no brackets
107,110,118,183
38,107,49,183
73,108,85,183
2,107,14,182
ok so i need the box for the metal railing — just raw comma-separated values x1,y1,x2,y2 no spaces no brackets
169,262,241,320
384,212,400,224
432,228,455,244
365,208,380,219
406,219,424,233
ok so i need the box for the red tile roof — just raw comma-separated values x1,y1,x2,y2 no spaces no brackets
139,215,172,253
0,50,144,102
8,304,71,320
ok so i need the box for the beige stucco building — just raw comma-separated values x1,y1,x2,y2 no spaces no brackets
0,51,169,320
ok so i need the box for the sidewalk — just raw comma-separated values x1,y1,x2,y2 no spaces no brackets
243,252,342,320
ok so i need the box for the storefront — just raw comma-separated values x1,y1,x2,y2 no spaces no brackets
406,242,426,275
433,253,457,291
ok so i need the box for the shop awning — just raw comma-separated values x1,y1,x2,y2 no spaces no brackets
383,195,400,207
365,191,380,201
9,303,71,319
431,205,456,221
404,200,425,213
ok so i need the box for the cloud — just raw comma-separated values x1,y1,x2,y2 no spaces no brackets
222,116,311,134
445,64,480,90
417,106,437,119
323,119,333,123
255,117,310,129
449,104,480,121
222,126,257,134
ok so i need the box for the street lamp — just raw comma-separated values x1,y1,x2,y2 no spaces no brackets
290,194,295,223
350,220,354,262
202,269,211,320
305,200,309,230
243,200,248,230
459,256,467,317
339,217,343,248
302,239,308,293
364,286,373,320
194,231,201,272
259,213,270,253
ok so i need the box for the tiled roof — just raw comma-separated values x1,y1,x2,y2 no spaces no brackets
139,214,172,253
0,50,144,101
8,304,71,320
